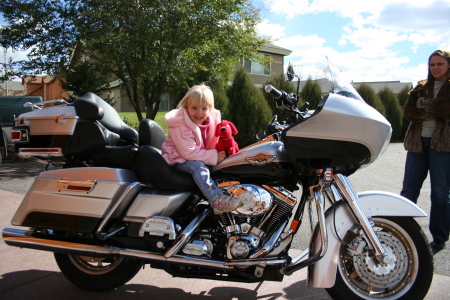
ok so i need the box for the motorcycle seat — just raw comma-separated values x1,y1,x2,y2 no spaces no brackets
73,93,138,144
131,145,196,191
138,118,166,150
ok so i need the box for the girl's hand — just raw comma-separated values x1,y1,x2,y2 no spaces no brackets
217,151,226,163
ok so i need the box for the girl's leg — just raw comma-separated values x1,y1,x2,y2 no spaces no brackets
174,161,242,214
173,161,222,200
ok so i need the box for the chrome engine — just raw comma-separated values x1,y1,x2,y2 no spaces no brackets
140,183,297,260
219,184,297,259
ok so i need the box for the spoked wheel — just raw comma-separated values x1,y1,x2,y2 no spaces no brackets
54,253,143,291
326,217,433,300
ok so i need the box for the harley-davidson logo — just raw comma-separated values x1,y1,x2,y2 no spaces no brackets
245,153,277,166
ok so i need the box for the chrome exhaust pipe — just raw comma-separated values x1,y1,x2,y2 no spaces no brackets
2,228,287,270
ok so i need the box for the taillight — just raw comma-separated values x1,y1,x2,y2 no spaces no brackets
11,128,29,142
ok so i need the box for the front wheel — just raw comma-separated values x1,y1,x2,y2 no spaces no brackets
54,253,143,291
326,217,433,300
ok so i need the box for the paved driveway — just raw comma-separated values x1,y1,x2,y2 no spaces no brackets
0,143,449,299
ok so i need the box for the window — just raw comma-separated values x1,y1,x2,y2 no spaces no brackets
159,93,170,111
244,54,271,75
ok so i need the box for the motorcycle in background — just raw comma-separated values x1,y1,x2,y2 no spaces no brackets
2,58,433,299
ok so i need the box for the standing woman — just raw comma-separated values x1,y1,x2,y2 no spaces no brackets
401,49,450,253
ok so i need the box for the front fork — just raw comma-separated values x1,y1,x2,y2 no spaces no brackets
285,169,389,271
329,172,390,264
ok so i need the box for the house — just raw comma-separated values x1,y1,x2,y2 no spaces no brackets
98,43,293,112
352,81,413,94
0,81,26,96
21,76,68,101
230,43,292,87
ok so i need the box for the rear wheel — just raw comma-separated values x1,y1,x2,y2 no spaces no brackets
54,253,143,291
326,217,433,300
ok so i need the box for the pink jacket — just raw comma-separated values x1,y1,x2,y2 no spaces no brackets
161,107,221,166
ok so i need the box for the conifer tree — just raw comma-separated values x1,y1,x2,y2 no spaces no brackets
300,77,322,109
357,83,386,116
227,68,272,147
397,85,411,140
378,87,403,141
211,80,230,119
262,74,297,123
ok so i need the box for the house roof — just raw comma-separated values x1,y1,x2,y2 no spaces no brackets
22,76,57,84
260,43,292,56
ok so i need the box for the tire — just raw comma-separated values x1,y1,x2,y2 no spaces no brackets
54,253,143,291
326,217,433,300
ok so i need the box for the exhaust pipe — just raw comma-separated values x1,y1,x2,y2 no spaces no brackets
2,228,287,270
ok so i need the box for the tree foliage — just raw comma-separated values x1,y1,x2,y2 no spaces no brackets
397,84,412,140
378,87,403,141
59,60,111,102
0,0,267,120
300,77,322,109
261,73,297,123
357,83,386,116
227,68,272,147
210,80,230,119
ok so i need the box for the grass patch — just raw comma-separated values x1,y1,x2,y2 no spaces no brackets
119,112,168,134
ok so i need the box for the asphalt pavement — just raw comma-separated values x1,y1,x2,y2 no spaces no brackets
0,143,449,299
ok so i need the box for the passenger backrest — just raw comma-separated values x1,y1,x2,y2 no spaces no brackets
73,93,138,144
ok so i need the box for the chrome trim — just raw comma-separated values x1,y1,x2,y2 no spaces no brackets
334,174,386,259
280,187,328,275
164,207,211,258
97,182,145,240
290,249,309,265
250,219,288,259
2,228,286,271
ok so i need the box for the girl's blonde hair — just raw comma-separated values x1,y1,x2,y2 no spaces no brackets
177,84,215,110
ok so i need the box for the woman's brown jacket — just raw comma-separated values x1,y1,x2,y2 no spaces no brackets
403,79,450,153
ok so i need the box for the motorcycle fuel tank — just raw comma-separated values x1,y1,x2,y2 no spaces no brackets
212,140,292,177
284,94,392,170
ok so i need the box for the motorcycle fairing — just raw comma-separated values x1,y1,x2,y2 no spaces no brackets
284,94,392,171
307,191,426,288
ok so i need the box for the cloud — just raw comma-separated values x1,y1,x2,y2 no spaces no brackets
260,0,450,82
256,19,286,41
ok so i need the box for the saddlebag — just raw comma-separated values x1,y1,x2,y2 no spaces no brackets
11,167,139,233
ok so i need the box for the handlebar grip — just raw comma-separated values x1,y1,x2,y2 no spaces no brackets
265,84,283,99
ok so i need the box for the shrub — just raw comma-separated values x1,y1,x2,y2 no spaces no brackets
227,68,272,147
357,83,386,116
300,76,322,109
261,74,297,123
378,87,403,141
397,85,411,140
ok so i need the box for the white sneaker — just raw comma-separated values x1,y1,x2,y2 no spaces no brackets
211,193,243,214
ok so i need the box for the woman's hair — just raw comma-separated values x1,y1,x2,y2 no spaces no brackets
177,84,214,110
425,49,450,95
427,49,450,81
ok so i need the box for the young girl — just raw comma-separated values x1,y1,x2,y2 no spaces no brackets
161,84,242,214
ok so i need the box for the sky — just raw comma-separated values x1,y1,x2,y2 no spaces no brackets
2,0,450,84
254,0,450,84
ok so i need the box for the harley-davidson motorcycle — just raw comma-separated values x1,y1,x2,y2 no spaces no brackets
2,59,433,299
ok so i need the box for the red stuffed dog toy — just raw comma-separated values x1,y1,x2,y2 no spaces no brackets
215,120,239,156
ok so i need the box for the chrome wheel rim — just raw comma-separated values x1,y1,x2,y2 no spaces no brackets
339,218,418,298
69,255,124,275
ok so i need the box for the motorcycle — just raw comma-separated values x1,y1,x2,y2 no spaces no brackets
2,58,433,299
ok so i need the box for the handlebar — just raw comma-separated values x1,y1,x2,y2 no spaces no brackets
265,84,298,110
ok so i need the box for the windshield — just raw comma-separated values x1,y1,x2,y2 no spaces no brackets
324,57,364,102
